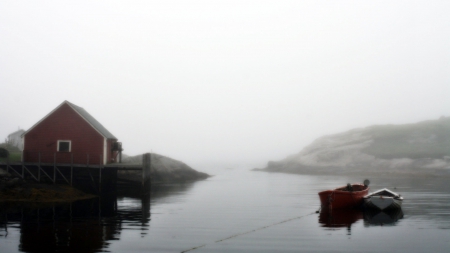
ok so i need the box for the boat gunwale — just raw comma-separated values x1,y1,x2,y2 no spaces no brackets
364,188,404,200
318,183,369,195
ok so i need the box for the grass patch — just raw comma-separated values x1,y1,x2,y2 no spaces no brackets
0,143,22,162
0,152,22,162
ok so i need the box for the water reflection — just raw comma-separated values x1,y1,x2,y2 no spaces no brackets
363,209,404,226
2,173,449,253
0,181,199,253
318,209,363,229
319,208,404,231
0,197,120,253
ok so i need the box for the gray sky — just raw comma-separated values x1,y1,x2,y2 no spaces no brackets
1,1,449,171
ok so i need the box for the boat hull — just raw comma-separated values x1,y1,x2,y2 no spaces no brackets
318,184,369,209
364,196,403,211
363,188,403,211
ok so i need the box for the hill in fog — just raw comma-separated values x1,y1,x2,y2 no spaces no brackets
258,117,450,176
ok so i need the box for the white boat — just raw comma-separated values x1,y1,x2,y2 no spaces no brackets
363,188,403,211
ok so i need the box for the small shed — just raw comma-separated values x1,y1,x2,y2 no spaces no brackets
22,101,122,165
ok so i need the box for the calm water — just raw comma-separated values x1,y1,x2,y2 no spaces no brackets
1,170,449,253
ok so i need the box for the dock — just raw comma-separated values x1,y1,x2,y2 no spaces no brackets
0,153,152,195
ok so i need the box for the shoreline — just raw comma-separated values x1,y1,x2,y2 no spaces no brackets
253,168,450,178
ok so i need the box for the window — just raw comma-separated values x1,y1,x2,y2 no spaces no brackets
57,140,71,152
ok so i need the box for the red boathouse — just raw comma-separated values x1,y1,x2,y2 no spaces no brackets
22,101,122,165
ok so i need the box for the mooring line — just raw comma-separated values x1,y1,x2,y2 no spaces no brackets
180,244,206,253
180,211,317,253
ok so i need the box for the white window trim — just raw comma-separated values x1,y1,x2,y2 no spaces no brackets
57,140,72,152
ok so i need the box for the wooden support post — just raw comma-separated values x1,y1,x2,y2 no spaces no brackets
21,157,24,179
70,153,73,186
142,153,151,194
99,155,102,193
38,152,41,182
53,153,56,184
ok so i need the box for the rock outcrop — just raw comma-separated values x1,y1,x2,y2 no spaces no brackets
118,153,209,183
259,117,450,176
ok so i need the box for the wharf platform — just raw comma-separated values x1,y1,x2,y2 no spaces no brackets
0,153,152,195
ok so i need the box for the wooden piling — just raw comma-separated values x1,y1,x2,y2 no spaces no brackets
38,152,41,182
70,153,73,186
142,153,151,194
53,153,56,184
99,155,102,193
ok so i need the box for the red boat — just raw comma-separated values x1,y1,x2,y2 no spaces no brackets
318,181,369,210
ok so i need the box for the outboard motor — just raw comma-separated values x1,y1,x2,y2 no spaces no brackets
346,183,353,191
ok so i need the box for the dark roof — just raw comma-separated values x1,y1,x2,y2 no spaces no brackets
23,101,117,140
66,101,117,140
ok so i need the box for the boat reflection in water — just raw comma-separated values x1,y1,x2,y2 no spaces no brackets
319,208,404,233
318,209,363,234
363,209,404,226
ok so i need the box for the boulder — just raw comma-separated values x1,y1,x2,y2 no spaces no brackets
119,153,209,183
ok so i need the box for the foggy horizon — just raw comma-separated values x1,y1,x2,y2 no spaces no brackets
1,1,449,172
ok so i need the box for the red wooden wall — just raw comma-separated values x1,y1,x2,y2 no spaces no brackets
23,103,107,165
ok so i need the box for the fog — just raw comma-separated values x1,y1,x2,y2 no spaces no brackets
1,1,449,172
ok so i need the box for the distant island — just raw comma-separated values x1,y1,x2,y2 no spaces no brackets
256,117,450,177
